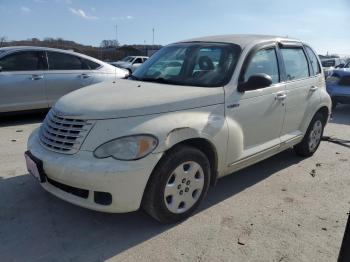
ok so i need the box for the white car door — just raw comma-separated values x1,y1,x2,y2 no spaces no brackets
278,45,322,142
225,45,286,167
0,50,48,112
45,51,94,106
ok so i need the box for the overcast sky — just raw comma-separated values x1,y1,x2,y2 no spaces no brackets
1,0,349,55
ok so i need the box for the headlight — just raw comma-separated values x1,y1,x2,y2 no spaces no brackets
93,135,158,160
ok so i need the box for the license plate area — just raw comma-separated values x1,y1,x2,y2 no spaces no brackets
24,151,46,183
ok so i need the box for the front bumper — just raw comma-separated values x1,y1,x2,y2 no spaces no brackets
27,129,163,213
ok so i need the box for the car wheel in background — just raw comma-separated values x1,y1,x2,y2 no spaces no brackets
332,99,338,110
142,145,210,223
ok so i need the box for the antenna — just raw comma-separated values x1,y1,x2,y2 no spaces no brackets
152,28,155,46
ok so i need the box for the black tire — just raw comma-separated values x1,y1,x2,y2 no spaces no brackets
332,99,338,110
142,145,211,223
127,68,132,75
294,112,326,157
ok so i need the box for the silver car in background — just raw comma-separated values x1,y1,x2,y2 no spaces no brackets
110,56,148,74
0,46,129,113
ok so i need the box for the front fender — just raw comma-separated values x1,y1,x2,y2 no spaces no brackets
81,104,229,175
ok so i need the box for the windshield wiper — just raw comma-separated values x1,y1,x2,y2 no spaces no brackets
141,77,178,85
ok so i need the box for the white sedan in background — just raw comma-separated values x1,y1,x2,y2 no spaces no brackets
110,56,148,74
0,46,129,113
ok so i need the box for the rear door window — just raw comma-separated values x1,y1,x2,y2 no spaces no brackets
305,46,321,75
82,58,101,70
280,48,310,81
133,58,142,64
47,52,87,70
0,51,46,71
243,48,280,84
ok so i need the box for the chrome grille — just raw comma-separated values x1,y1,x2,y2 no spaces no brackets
39,110,95,154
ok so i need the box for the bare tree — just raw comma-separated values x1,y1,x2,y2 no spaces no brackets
100,39,119,48
0,36,7,47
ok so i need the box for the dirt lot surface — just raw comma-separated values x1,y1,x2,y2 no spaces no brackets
0,106,349,262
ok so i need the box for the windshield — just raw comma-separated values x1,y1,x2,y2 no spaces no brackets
345,61,350,68
322,60,335,67
121,56,134,62
131,42,241,87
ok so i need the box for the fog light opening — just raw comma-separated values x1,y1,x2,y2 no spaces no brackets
94,191,112,205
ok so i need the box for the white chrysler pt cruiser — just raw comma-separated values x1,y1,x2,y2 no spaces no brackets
26,35,331,223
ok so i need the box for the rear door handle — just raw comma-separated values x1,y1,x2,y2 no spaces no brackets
80,73,91,79
275,93,287,100
31,74,43,80
310,86,318,91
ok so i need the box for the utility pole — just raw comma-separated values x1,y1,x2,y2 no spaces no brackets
115,24,119,46
152,28,155,46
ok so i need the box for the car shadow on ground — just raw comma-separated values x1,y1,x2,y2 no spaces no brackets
0,110,48,127
0,149,302,262
330,104,350,125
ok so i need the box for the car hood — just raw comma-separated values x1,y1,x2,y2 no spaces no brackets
54,79,224,120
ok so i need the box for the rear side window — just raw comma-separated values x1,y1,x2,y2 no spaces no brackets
281,48,309,81
0,51,46,71
133,58,142,64
305,46,321,75
82,58,101,70
244,48,280,84
47,52,87,70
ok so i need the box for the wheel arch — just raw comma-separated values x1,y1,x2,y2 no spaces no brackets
316,106,329,124
301,105,330,134
147,137,219,191
176,138,219,186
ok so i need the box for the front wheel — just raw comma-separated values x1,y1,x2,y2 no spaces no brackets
142,145,210,223
294,112,325,157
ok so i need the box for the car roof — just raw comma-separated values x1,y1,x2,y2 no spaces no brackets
0,46,78,53
179,34,302,48
126,56,148,58
0,46,109,65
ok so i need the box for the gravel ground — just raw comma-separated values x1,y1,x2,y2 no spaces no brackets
0,106,349,262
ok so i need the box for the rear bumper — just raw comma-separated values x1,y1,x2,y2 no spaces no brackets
27,129,163,213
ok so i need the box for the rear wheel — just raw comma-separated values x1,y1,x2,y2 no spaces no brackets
142,145,210,223
294,112,325,157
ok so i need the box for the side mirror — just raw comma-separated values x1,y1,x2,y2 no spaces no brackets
237,73,273,92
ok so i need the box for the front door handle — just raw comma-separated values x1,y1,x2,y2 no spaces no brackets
275,93,287,100
31,74,44,80
80,73,91,79
310,86,319,91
